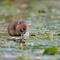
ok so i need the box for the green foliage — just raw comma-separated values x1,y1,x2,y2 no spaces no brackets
43,46,58,55
0,0,5,1
38,10,46,13
57,33,60,35
44,32,50,37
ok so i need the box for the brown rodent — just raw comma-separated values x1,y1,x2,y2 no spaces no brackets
8,20,28,36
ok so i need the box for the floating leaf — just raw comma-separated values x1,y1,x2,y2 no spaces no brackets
30,33,35,36
53,32,57,36
43,46,58,55
37,31,40,35
44,32,50,36
51,16,57,19
41,10,46,13
38,10,46,13
5,2,12,6
57,33,60,35
38,10,41,13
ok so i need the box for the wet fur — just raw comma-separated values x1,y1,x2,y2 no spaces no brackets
8,20,28,36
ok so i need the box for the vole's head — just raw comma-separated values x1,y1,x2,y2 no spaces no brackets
16,20,28,35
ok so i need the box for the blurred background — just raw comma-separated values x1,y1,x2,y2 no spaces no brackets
0,0,60,60
0,0,60,22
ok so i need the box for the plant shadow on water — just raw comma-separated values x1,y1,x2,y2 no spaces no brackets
0,0,60,60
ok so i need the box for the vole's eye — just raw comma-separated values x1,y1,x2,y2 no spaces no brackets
22,24,24,26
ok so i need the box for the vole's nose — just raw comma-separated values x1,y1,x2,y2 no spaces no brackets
22,29,24,32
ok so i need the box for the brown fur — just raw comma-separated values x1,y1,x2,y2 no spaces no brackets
8,20,28,36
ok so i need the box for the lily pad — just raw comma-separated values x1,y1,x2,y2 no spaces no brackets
43,46,58,55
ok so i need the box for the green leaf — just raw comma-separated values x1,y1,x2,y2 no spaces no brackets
43,46,58,55
57,33,60,35
44,32,50,36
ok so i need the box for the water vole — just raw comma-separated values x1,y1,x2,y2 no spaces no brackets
8,20,28,36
